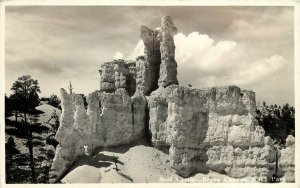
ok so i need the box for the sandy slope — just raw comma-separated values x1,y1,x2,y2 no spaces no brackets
35,102,61,125
61,139,245,183
62,141,176,183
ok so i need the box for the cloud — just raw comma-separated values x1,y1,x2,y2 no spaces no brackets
176,33,287,88
121,32,289,104
123,32,286,86
114,52,124,59
5,12,105,97
5,6,293,105
126,40,144,60
174,32,239,72
228,7,293,40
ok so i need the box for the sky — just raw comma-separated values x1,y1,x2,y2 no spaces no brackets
5,6,294,105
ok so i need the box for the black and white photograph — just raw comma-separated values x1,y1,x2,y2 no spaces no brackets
0,1,298,186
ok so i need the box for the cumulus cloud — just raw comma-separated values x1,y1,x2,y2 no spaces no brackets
122,32,286,88
117,31,292,104
174,32,239,71
126,40,144,60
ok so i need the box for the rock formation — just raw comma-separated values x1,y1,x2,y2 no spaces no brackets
99,59,136,96
137,26,161,95
147,85,275,179
51,87,146,180
279,135,295,182
137,15,179,95
51,16,294,183
158,16,179,87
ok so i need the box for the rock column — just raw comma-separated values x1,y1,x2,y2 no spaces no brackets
138,26,161,95
158,16,179,87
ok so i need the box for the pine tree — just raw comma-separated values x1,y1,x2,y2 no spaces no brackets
10,75,41,183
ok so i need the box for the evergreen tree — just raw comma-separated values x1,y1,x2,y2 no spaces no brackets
48,94,61,109
256,102,295,144
10,75,41,183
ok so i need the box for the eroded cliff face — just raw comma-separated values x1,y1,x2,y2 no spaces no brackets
147,85,275,179
52,16,294,182
51,88,146,179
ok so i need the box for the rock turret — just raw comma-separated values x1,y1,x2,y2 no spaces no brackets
99,59,136,96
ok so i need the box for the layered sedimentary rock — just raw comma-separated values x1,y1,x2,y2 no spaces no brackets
148,85,276,179
279,135,295,182
99,59,136,96
99,62,115,92
51,88,146,179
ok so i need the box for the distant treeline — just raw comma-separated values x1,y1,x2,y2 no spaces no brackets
256,102,295,145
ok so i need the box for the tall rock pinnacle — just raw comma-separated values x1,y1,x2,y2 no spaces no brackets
158,16,179,87
137,25,161,95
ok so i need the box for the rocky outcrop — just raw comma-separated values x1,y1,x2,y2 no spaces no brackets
51,89,98,179
147,85,276,179
51,88,146,179
279,135,295,182
52,16,293,183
